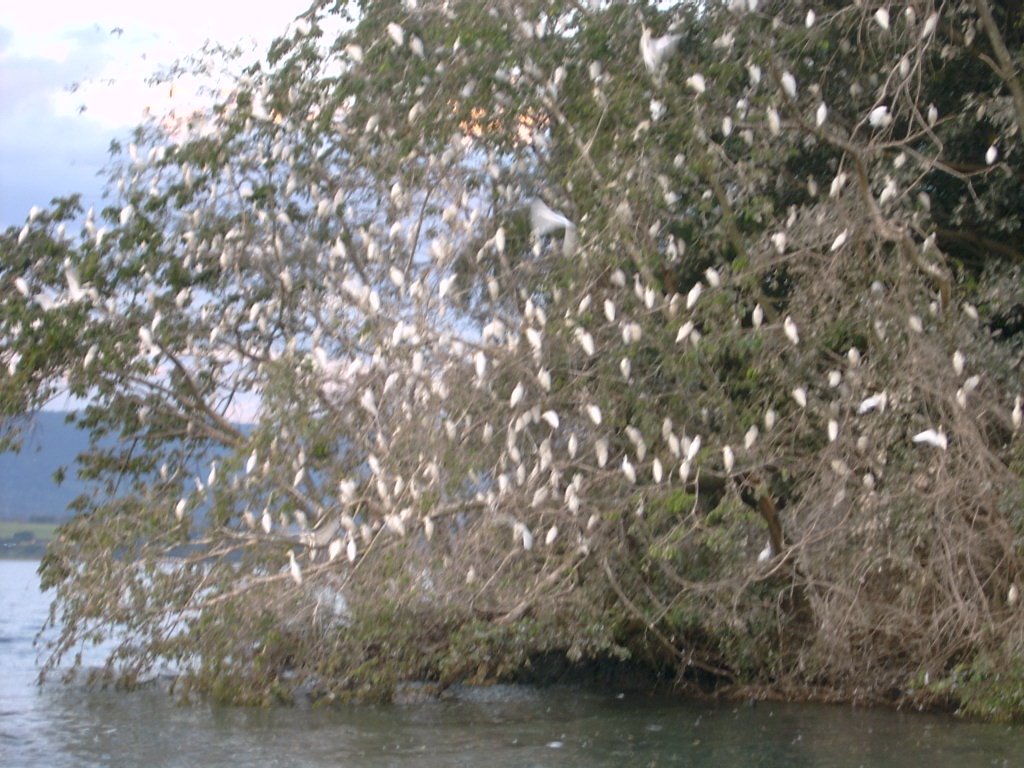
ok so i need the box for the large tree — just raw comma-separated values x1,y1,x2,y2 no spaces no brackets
3,0,1023,716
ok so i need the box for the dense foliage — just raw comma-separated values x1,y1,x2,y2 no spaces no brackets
3,0,1024,717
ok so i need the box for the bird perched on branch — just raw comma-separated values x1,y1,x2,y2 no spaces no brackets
640,26,680,83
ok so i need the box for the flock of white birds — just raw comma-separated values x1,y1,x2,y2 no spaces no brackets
7,1,1022,596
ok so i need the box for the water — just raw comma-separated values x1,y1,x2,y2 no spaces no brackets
3,558,1023,767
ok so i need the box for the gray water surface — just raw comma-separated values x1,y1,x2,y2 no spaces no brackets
2,558,1023,767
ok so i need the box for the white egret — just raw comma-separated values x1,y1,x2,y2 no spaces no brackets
922,13,938,37
685,74,706,95
545,525,558,546
288,551,303,585
780,71,797,99
530,199,577,257
757,540,775,563
868,105,892,128
686,435,702,461
640,27,680,75
744,425,759,449
386,22,404,46
874,8,890,30
328,538,343,561
686,282,703,309
912,429,948,450
792,387,807,408
783,316,800,345
857,392,888,414
723,445,735,473
621,457,637,484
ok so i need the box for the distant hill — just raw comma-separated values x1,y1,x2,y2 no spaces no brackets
0,412,92,522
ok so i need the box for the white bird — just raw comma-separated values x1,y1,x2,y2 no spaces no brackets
1010,584,1020,607
675,320,695,343
542,410,559,429
792,387,807,408
604,299,616,322
952,350,965,375
347,536,357,562
922,12,938,37
686,435,702,461
652,457,664,483
1013,396,1022,430
869,105,892,128
686,282,703,309
620,357,632,380
752,304,764,328
912,429,948,450
586,403,602,425
595,438,609,467
360,388,378,416
874,8,890,30
174,498,187,521
744,425,759,449
857,392,888,414
685,73,706,95
510,382,525,408
288,550,303,585
722,445,735,473
827,370,842,388
640,27,681,75
757,540,775,563
780,71,797,99
530,199,577,257
831,229,849,251
622,457,637,484
545,525,558,546
764,408,777,430
815,102,828,127
386,22,405,47
828,419,839,442
577,330,595,356
783,316,800,345
767,107,781,136
328,538,344,561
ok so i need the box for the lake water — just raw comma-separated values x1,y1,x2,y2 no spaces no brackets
3,558,1024,767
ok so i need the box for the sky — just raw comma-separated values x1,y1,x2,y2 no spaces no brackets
0,0,311,228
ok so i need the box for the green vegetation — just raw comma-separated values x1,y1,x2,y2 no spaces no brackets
2,0,1024,720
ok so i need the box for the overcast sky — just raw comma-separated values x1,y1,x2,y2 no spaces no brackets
0,1,310,228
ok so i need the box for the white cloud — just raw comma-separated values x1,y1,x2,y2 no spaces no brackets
0,1,310,225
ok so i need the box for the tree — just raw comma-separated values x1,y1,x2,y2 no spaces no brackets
2,0,1023,715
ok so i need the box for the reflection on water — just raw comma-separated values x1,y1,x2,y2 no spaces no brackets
2,559,1022,767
